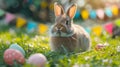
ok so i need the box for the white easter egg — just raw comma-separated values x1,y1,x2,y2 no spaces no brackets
27,53,47,67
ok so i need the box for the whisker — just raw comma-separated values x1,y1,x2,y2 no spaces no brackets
59,39,67,53
55,27,58,30
71,36,77,41
60,27,63,30
67,37,73,46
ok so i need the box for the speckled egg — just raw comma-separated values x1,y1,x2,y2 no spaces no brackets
27,53,47,67
4,49,25,65
95,44,105,50
9,43,25,56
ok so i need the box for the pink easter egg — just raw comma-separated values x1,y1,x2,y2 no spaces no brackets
96,9,105,20
28,53,47,67
3,49,25,65
104,23,113,35
95,44,105,50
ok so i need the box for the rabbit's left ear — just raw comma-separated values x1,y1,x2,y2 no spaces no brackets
67,4,77,19
54,2,64,17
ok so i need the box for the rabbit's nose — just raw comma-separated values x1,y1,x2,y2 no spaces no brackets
55,27,63,31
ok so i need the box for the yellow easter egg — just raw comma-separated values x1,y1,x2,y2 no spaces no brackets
111,5,119,16
81,9,89,20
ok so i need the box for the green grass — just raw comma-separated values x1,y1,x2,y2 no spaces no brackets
0,25,120,67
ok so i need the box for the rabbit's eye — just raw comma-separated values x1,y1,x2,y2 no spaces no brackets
66,20,69,25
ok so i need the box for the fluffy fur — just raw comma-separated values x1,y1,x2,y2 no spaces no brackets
49,2,91,52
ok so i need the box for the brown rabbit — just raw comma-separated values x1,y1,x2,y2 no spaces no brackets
49,2,91,52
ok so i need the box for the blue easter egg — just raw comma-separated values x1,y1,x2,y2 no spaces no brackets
105,8,112,18
90,10,96,19
9,43,25,56
74,10,80,19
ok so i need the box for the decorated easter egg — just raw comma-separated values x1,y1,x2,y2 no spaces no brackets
74,10,80,19
95,44,105,50
96,9,104,20
4,49,25,65
81,9,89,20
90,10,97,19
105,8,112,18
9,43,25,56
112,5,119,16
27,53,47,67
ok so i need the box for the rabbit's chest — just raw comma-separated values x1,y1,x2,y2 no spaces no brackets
50,34,78,51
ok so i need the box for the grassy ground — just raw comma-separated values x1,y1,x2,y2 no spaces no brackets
0,25,120,67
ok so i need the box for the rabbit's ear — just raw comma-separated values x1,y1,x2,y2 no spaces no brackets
54,2,64,17
67,4,77,19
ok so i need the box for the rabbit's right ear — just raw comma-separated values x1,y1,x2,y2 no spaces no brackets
54,2,64,17
67,4,77,19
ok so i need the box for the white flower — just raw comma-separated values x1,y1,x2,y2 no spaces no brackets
109,59,112,63
32,36,38,41
28,44,34,48
94,37,100,42
80,64,84,67
73,64,90,67
73,64,79,67
84,56,90,60
102,59,108,63
41,36,45,40
85,64,90,67
107,66,111,67
116,46,120,52
35,35,39,39
9,28,15,35
6,41,10,44
0,38,2,42
104,42,109,46
32,38,37,41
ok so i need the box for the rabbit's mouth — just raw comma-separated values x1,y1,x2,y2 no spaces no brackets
50,25,74,37
51,31,74,37
57,30,61,36
52,30,63,37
